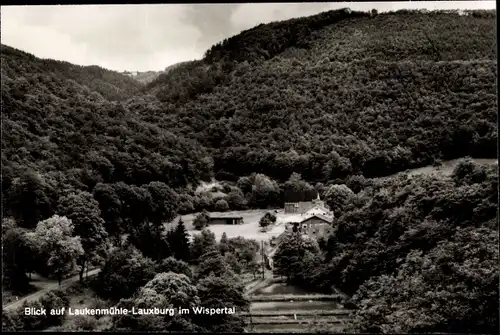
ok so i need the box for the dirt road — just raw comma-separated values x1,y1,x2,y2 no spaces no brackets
2,269,101,311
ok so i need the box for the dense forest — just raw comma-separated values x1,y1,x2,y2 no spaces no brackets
144,9,497,182
272,159,498,333
1,8,498,333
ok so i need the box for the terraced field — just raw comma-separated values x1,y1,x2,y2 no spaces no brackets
243,279,352,333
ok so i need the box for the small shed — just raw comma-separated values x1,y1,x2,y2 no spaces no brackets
208,215,244,225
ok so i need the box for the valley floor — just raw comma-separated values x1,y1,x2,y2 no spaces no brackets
170,158,498,244
244,278,351,333
168,209,299,242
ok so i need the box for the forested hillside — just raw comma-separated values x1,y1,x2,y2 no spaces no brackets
141,9,497,181
1,46,142,101
1,8,498,333
273,159,499,333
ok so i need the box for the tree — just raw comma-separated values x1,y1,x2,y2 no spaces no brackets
39,290,70,327
144,181,180,225
226,236,260,269
215,199,229,211
349,227,499,334
112,272,203,332
2,225,33,291
178,193,195,214
92,183,124,244
190,229,217,264
34,215,84,285
283,172,316,202
226,188,247,210
196,274,250,332
224,252,242,274
2,307,24,332
2,219,40,285
57,191,108,282
157,257,192,278
452,157,487,185
167,218,191,262
195,249,231,280
193,210,210,230
249,174,281,208
127,222,171,261
346,175,367,193
17,300,47,330
236,176,253,195
112,182,152,230
97,246,157,300
219,232,229,255
273,233,319,282
6,170,55,229
247,260,261,279
259,212,277,228
324,184,355,217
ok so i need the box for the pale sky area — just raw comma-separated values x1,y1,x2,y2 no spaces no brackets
1,1,496,72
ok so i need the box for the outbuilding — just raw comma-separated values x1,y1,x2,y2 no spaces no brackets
208,215,244,225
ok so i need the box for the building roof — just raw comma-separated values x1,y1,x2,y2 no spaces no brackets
304,204,330,213
208,214,243,220
300,214,333,224
285,195,330,214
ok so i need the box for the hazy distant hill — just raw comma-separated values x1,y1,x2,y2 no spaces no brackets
120,62,194,85
122,70,163,84
164,61,193,73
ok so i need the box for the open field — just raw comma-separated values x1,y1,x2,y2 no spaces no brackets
391,158,497,178
167,209,305,242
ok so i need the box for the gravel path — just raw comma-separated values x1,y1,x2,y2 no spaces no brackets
2,269,101,311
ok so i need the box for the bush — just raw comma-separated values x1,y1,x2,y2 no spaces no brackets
2,290,72,331
39,289,70,326
215,199,229,211
193,210,210,230
157,257,193,278
2,308,24,331
65,315,99,331
259,212,277,228
18,300,47,330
